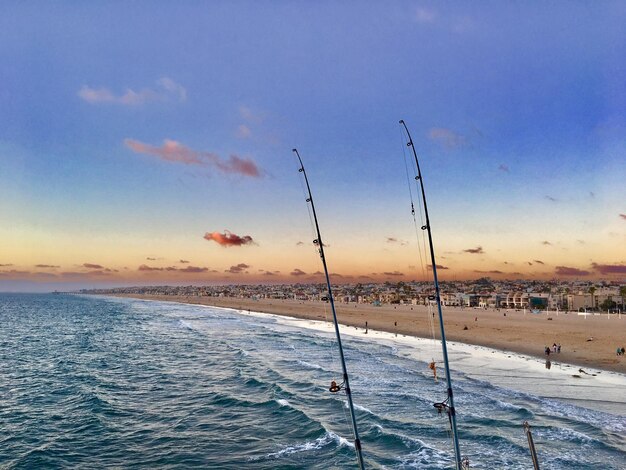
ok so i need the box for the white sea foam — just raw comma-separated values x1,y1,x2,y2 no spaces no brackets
216,306,626,417
296,360,324,370
276,399,291,407
265,430,353,459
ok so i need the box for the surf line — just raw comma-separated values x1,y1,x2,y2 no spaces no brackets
292,149,365,470
399,121,466,470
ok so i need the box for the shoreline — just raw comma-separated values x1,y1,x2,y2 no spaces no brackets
107,294,626,374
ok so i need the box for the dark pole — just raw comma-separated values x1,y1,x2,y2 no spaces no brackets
399,121,463,469
292,149,365,470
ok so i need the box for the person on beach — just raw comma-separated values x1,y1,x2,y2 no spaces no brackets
429,360,437,381
557,343,561,353
545,346,550,356
552,343,557,353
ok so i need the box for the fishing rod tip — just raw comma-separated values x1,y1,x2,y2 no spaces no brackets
399,119,404,124
292,148,297,153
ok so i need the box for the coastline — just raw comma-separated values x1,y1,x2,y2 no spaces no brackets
108,294,626,374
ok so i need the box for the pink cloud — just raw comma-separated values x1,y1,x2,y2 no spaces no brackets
225,263,250,274
428,127,467,149
83,263,104,269
620,214,626,220
125,138,261,177
591,263,626,275
383,271,404,277
290,268,307,276
555,266,590,276
78,77,186,105
35,264,60,268
179,266,209,273
179,259,189,263
427,264,449,270
204,230,254,247
138,264,163,272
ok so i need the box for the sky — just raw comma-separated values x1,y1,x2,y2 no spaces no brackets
1,1,625,292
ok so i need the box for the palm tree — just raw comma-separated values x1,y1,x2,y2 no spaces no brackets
589,285,596,310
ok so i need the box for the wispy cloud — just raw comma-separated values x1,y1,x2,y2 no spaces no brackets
125,138,261,177
235,124,251,139
83,263,103,269
386,237,408,246
427,264,449,270
204,230,254,247
620,214,626,221
498,164,509,172
545,195,558,202
290,268,307,276
179,259,189,264
225,263,250,274
555,266,590,276
138,264,163,272
239,106,264,123
295,241,304,246
0,263,13,267
78,77,186,105
35,264,59,268
383,271,404,277
428,127,467,150
179,266,209,273
463,246,484,254
415,7,436,23
473,270,503,274
542,241,552,246
591,263,626,275
533,260,545,265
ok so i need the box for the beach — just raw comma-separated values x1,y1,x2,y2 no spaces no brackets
110,294,626,374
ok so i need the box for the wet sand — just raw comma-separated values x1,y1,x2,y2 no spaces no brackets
111,294,626,374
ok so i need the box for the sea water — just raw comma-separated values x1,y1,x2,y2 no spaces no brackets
0,294,624,469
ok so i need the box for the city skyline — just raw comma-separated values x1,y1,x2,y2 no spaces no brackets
1,1,625,291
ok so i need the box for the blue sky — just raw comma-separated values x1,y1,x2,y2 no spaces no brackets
1,1,625,290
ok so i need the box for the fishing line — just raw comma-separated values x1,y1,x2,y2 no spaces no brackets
399,127,428,283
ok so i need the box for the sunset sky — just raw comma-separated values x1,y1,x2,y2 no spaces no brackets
1,1,625,291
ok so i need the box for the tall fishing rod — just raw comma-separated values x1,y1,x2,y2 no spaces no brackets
292,148,365,470
399,120,463,470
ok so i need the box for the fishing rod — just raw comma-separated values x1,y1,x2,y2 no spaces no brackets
292,148,365,470
398,121,463,470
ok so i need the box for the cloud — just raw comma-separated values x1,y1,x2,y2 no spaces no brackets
78,77,186,105
527,261,533,266
0,263,13,267
146,257,157,261
463,246,484,254
428,128,467,150
262,271,276,276
235,124,251,139
542,241,552,246
35,264,60,268
179,266,209,273
620,214,626,221
296,241,304,246
138,264,163,271
290,268,307,276
427,264,449,270
415,7,436,23
239,106,264,123
591,263,626,275
83,263,104,269
386,237,408,246
225,263,250,274
125,138,261,177
589,191,595,198
545,195,558,202
555,266,590,276
473,270,503,274
383,271,404,277
533,260,545,265
179,259,189,263
498,164,509,172
204,230,254,247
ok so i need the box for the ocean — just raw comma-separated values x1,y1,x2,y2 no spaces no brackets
1,293,624,469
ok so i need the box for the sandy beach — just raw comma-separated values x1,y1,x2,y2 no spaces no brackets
110,294,626,374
